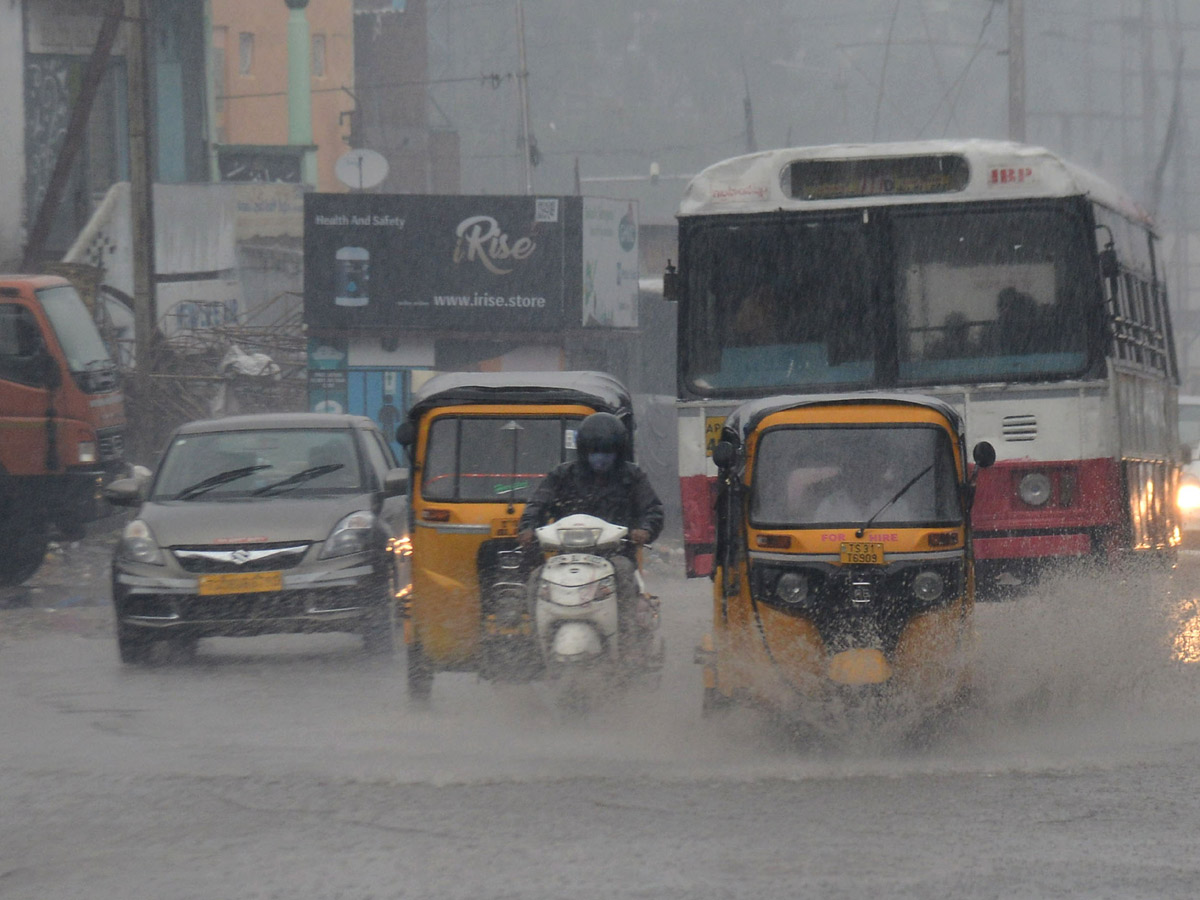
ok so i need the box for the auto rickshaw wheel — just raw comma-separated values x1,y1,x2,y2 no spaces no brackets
362,600,397,656
701,686,734,717
406,636,433,701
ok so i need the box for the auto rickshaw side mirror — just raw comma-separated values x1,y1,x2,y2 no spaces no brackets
394,421,416,447
662,260,679,302
972,441,996,469
384,467,409,497
711,440,737,470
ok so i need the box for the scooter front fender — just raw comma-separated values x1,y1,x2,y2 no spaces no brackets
551,621,604,661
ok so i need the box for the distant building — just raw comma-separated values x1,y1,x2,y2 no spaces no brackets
211,0,356,191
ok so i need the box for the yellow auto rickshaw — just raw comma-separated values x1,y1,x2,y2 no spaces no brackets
394,371,634,701
698,392,994,733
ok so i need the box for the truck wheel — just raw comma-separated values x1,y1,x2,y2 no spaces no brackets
406,637,433,702
362,601,397,656
0,522,48,587
117,622,153,665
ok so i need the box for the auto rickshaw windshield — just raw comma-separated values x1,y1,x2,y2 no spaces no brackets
422,415,584,502
750,424,961,527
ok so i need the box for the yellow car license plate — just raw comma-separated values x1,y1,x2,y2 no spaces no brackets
840,542,885,565
198,571,283,596
492,517,521,537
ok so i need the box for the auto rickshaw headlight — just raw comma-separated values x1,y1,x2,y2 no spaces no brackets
912,570,945,602
1179,480,1200,512
1018,472,1052,507
775,572,809,605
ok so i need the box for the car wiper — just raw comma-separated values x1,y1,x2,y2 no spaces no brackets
855,464,934,538
174,464,271,501
250,463,345,496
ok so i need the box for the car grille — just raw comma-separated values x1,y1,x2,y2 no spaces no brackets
171,542,311,573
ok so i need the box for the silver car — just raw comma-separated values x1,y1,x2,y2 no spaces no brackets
105,413,410,663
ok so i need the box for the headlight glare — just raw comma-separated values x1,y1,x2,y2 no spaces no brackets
119,519,164,565
77,441,97,464
1179,481,1200,512
320,510,378,558
1018,472,1052,507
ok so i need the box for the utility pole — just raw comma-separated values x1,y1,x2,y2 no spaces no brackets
1008,0,1026,142
515,0,533,194
125,0,156,393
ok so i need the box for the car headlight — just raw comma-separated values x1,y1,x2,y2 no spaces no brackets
77,441,97,464
1018,472,1052,507
775,571,808,605
912,570,945,602
319,510,378,559
119,519,164,565
1179,481,1200,513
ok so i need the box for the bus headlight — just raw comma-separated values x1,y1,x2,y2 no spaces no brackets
1018,472,1052,507
775,572,808,605
912,570,945,602
1179,481,1200,512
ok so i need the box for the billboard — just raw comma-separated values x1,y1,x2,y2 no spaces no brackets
582,197,639,328
304,193,583,331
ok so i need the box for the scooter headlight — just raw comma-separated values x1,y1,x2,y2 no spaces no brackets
1018,472,1052,507
119,519,165,566
775,571,808,605
560,527,601,548
912,570,945,602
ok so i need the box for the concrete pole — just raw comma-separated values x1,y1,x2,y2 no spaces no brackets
1008,0,1026,143
516,0,533,194
285,0,318,187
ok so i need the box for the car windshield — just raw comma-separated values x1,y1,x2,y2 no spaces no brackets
152,428,365,500
750,424,961,527
421,414,584,501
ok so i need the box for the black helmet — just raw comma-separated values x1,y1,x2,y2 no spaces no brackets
576,412,628,460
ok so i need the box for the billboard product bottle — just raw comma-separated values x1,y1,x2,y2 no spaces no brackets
335,246,370,307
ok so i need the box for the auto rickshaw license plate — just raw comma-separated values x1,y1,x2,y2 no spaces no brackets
198,571,283,595
492,517,521,537
839,542,885,565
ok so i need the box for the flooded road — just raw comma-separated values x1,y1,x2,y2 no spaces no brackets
4,536,1200,898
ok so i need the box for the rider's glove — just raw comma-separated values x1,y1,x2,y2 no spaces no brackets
629,528,651,545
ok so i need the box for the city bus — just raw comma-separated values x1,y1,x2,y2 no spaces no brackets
667,139,1182,589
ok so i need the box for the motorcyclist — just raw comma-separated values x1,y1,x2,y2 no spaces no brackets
518,411,664,636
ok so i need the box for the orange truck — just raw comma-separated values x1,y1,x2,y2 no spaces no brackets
0,274,126,585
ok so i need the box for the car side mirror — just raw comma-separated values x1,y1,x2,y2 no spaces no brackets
972,441,996,469
384,467,409,497
712,440,736,470
104,476,145,507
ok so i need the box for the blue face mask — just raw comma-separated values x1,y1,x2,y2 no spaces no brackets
587,451,617,473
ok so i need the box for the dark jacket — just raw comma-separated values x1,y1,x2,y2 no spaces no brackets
518,459,665,547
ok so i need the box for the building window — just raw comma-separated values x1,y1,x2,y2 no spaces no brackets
312,34,326,78
238,32,254,75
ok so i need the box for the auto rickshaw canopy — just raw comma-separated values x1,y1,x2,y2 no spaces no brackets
407,370,633,424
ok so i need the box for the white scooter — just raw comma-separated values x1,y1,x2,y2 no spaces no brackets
532,514,663,714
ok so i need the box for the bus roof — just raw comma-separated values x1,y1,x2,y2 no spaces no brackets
678,139,1148,224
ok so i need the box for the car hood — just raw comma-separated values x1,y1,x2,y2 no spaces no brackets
137,493,377,547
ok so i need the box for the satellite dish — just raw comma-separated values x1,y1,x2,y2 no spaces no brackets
335,148,389,190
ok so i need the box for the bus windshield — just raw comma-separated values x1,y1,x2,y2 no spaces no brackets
681,201,1096,395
